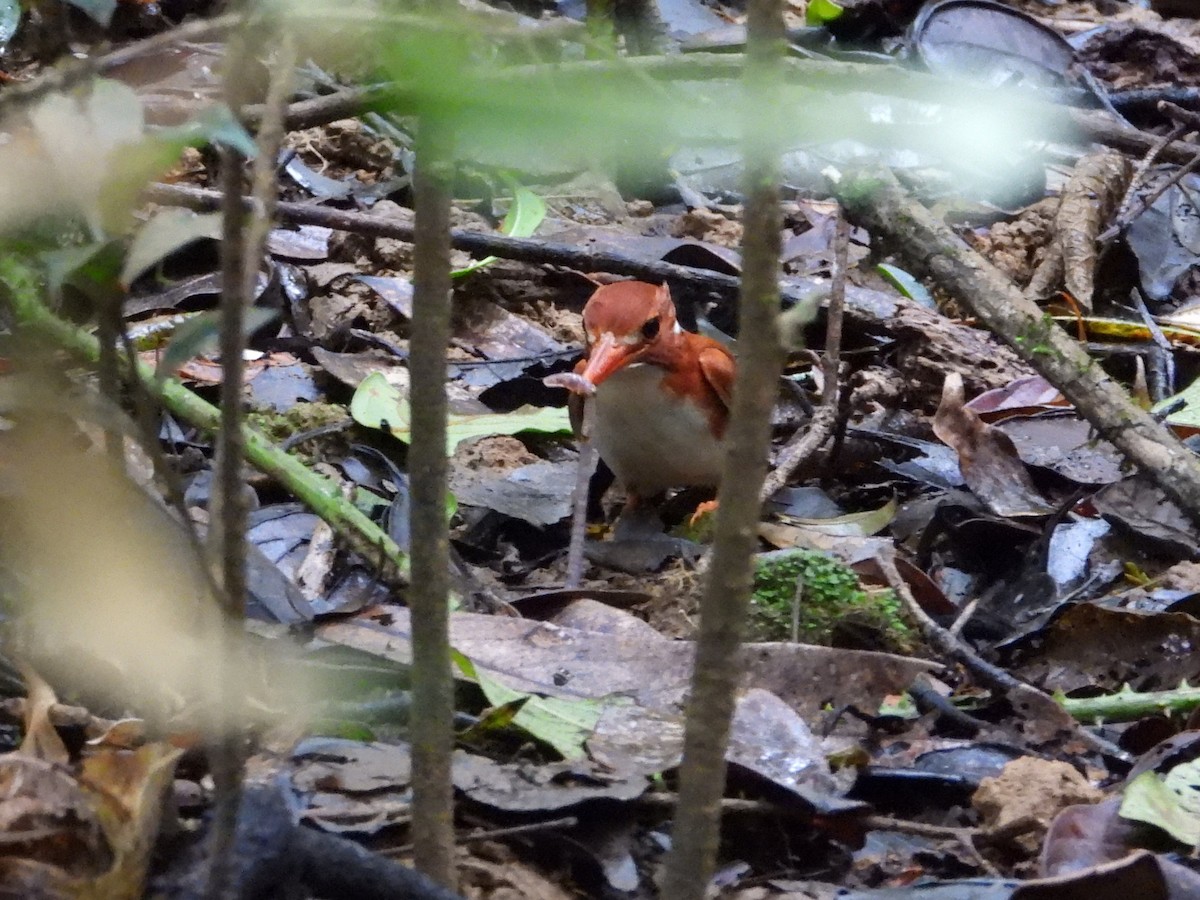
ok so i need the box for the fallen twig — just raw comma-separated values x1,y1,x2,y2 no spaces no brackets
759,211,849,502
834,165,1200,527
564,401,596,589
876,550,1130,763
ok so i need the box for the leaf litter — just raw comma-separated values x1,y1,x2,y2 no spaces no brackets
11,0,1200,897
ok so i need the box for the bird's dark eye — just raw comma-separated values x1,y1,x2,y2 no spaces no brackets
641,318,660,340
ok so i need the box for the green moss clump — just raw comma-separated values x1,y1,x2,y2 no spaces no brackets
750,550,912,652
247,402,349,460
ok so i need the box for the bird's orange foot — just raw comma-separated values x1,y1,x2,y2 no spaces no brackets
689,499,719,527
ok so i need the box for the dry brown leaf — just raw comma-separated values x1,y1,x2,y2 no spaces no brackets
1026,150,1131,310
17,664,69,766
932,373,1053,517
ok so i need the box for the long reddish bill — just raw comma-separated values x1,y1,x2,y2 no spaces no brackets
578,333,635,387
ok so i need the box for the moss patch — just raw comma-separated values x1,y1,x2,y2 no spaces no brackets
750,550,912,652
247,402,349,460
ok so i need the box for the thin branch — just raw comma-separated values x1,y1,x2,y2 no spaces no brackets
144,181,830,316
660,0,787,896
1070,107,1200,168
759,210,849,501
0,14,241,119
1106,120,1186,241
408,115,458,888
876,550,1130,763
6,287,406,580
1097,143,1200,243
565,401,596,589
834,165,1200,527
205,14,261,895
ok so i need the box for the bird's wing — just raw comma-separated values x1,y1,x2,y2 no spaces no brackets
697,343,735,410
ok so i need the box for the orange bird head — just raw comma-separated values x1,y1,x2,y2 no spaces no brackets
579,281,679,388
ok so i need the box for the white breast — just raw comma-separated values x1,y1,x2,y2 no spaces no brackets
590,364,724,497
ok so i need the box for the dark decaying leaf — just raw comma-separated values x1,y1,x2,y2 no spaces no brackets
282,155,355,200
310,347,407,389
507,587,650,621
1045,516,1114,592
1125,172,1200,302
859,428,966,489
449,459,575,526
545,598,662,639
243,356,323,413
726,688,846,803
124,273,224,317
570,812,641,893
121,208,222,288
453,751,648,811
1092,475,1200,558
288,738,413,834
266,225,333,261
933,373,1054,517
453,300,571,392
911,0,1075,90
1015,850,1195,899
995,415,1125,485
1011,603,1200,694
584,534,704,573
356,274,413,317
452,295,567,363
1040,798,1134,877
966,375,1068,420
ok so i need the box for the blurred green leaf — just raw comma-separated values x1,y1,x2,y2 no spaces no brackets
122,210,222,288
367,10,1065,190
877,263,934,309
350,372,570,452
155,307,280,382
41,241,121,302
806,0,843,25
0,81,253,239
470,660,604,759
165,105,257,159
1121,768,1200,846
453,185,546,277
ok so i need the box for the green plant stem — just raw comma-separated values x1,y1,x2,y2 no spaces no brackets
659,0,787,897
1059,683,1200,724
0,259,407,585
